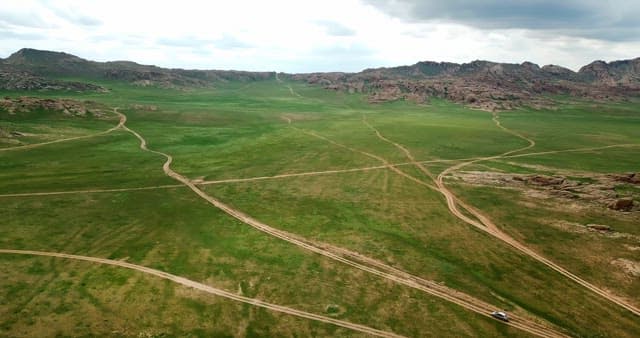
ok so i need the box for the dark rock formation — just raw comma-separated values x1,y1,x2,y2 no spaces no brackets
609,198,634,211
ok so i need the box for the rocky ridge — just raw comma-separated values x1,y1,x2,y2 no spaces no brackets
0,68,107,92
0,96,105,117
451,171,640,212
291,58,640,110
2,48,640,109
1,48,275,90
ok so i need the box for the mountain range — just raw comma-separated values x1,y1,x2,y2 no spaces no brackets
2,48,639,110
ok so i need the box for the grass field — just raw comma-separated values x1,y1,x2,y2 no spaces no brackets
1,78,639,337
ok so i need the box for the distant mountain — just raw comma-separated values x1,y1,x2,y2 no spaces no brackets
579,58,640,84
0,48,276,90
1,48,639,110
4,48,94,75
292,57,640,110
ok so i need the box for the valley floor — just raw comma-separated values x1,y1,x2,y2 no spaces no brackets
1,80,639,337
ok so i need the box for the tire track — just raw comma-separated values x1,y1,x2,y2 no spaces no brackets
118,109,566,337
363,111,640,316
289,127,566,337
2,142,635,198
0,185,184,198
294,127,439,191
361,114,437,181
434,114,640,317
503,143,640,159
0,249,403,338
197,165,390,185
0,110,126,152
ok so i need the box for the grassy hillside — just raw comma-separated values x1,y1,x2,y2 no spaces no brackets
1,78,639,337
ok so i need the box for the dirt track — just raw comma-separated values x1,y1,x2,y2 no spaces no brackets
3,99,639,335
0,249,403,338
4,106,631,335
0,110,125,152
0,185,183,198
2,140,635,199
434,114,640,317
198,165,390,185
119,109,567,337
293,126,439,191
359,111,640,317
361,111,640,317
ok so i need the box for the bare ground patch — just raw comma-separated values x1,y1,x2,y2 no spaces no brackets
611,259,640,278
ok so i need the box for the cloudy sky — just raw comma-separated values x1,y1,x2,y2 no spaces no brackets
1,0,639,72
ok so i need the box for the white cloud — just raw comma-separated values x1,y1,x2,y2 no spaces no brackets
1,0,639,72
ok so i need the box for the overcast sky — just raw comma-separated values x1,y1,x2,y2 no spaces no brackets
1,0,639,72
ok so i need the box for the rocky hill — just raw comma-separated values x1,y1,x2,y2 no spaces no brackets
579,58,640,84
0,68,107,92
1,48,639,110
292,58,640,110
1,48,276,90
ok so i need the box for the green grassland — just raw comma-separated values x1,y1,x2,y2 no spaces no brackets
1,78,639,337
0,103,118,148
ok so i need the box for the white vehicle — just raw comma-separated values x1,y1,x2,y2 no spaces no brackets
491,311,509,322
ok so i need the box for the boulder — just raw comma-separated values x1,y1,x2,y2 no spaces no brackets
612,172,640,184
586,224,612,231
609,198,634,211
527,175,565,186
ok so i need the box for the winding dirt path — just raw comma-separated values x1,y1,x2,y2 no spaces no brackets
436,114,640,317
361,114,436,178
3,141,635,199
0,249,403,338
431,113,537,229
0,110,126,152
0,185,183,198
361,111,640,316
433,114,640,317
3,100,637,334
119,109,566,337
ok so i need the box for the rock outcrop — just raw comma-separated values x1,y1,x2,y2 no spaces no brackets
293,58,640,111
0,69,106,92
453,171,639,212
0,96,104,117
613,173,640,184
609,198,634,211
3,48,640,108
1,48,275,90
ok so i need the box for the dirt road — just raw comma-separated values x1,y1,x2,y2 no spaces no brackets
434,115,640,317
0,106,578,336
198,165,390,185
0,185,183,198
360,112,640,317
115,108,568,337
116,107,640,325
504,143,640,159
0,110,126,152
361,114,436,177
294,127,439,191
4,134,634,200
3,103,637,335
0,249,403,338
